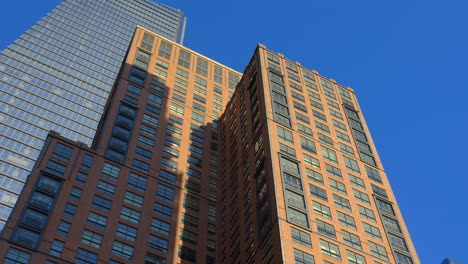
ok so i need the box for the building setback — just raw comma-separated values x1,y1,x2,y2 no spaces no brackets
0,0,186,230
0,27,419,263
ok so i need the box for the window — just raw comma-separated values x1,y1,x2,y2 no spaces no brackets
102,163,120,181
304,155,320,169
366,168,381,182
349,174,365,189
337,211,356,229
5,247,31,264
330,179,347,194
154,203,172,219
395,253,413,264
343,156,360,173
152,218,170,236
11,227,40,249
291,91,305,102
293,101,307,113
375,201,394,218
313,111,327,121
122,192,143,208
133,50,150,70
382,215,401,233
294,249,314,264
317,219,336,239
291,227,312,248
333,120,347,131
156,59,168,69
87,212,107,230
277,126,294,143
320,239,341,260
315,121,330,133
79,155,94,173
37,175,61,195
127,83,141,96
156,184,175,203
336,131,350,142
353,189,370,204
322,147,338,163
372,184,388,198
116,223,137,242
363,223,382,240
318,133,333,146
137,135,154,147
97,180,115,196
191,112,205,124
295,112,310,124
75,248,98,264
342,231,362,249
57,221,71,236
148,235,168,253
333,195,351,211
81,230,103,249
132,159,150,174
303,70,315,81
309,184,327,201
388,233,409,252
120,207,140,224
182,213,199,228
369,241,388,261
329,109,343,119
179,245,197,263
280,143,297,157
184,195,201,212
340,143,354,156
64,203,77,217
358,205,376,222
297,124,313,137
45,160,66,177
157,170,176,186
326,164,342,178
145,253,167,264
288,208,309,229
148,93,162,106
161,158,178,171
112,241,134,260
92,196,112,212
282,173,302,192
180,229,198,245
128,173,147,193
306,168,323,183
312,201,331,219
30,191,54,210
310,100,323,111
300,137,316,154
51,143,73,162
347,250,366,264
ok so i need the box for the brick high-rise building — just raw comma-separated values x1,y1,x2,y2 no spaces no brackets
0,27,419,263
0,0,186,230
0,26,239,264
217,46,419,264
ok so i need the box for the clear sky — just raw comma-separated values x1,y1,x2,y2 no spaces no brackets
1,1,467,263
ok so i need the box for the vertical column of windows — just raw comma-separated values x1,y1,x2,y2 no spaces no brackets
10,143,74,250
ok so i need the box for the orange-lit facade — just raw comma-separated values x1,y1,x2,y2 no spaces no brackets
218,45,419,264
0,27,419,264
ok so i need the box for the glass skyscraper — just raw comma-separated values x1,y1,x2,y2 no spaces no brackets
0,0,186,230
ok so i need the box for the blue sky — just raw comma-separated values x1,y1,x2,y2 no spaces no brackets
1,0,467,263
